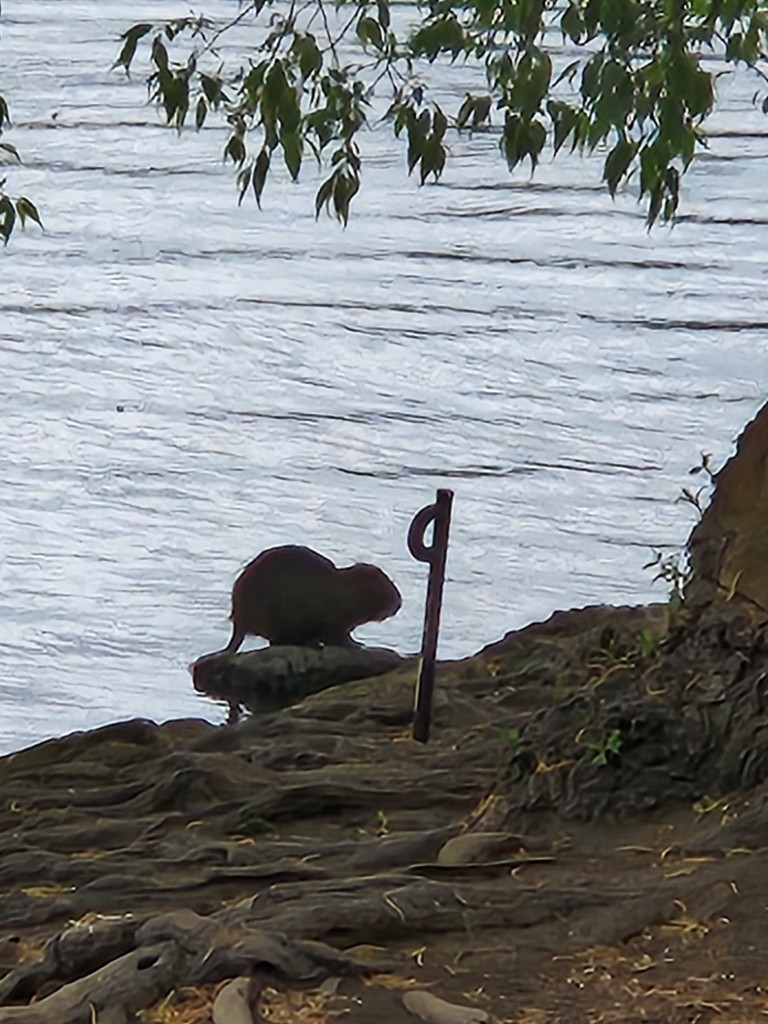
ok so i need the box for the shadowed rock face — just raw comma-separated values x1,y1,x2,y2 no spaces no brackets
687,401,768,613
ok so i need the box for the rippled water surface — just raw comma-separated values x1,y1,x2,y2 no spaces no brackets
1,2,766,753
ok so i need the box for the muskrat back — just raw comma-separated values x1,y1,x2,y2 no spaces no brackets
227,544,401,650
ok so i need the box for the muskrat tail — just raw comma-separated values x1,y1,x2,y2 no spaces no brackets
224,621,245,654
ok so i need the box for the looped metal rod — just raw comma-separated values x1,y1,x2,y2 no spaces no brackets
407,488,454,743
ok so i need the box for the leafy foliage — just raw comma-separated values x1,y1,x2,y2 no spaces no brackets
111,0,768,225
0,94,42,245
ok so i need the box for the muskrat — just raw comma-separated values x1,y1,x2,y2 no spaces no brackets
223,544,402,652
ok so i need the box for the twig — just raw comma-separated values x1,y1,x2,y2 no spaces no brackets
198,2,263,58
316,0,340,67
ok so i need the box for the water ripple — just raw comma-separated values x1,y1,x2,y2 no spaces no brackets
0,0,766,753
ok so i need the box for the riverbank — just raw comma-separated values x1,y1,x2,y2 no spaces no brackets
2,596,768,1024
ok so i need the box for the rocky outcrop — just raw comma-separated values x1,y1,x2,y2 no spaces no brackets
687,400,768,614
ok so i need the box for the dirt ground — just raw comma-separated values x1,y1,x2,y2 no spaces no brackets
3,600,768,1024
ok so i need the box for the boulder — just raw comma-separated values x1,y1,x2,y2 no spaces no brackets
191,644,408,717
687,400,768,614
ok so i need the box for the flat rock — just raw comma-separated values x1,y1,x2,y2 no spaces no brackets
403,991,489,1024
192,645,408,714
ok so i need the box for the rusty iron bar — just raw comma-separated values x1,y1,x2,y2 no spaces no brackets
407,488,454,743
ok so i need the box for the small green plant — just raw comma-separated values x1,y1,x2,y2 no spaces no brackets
644,451,719,605
634,627,659,659
582,728,622,766
504,727,522,753
678,451,716,518
688,451,715,481
595,631,623,661
228,808,275,837
644,548,690,607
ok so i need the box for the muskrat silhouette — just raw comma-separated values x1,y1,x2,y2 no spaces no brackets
224,544,402,652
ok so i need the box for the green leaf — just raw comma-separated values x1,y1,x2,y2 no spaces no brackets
533,52,553,106
195,97,207,130
604,137,637,195
377,0,391,33
114,23,152,72
470,95,492,127
279,89,301,133
243,62,269,106
388,101,413,137
432,105,448,141
253,148,271,207
686,63,714,119
407,110,430,173
581,54,603,102
460,94,489,131
281,129,302,180
501,114,545,171
410,16,466,60
583,0,601,37
548,100,577,154
457,95,475,128
152,36,169,74
420,135,446,183
264,61,289,113
171,74,190,128
200,74,225,106
15,197,42,229
516,50,551,117
224,133,247,166
237,165,252,205
595,60,634,128
333,168,360,226
0,141,21,163
292,34,322,79
264,61,301,133
679,123,697,168
315,176,334,219
501,113,522,169
0,195,16,244
152,68,190,126
663,166,680,221
561,3,585,43
646,183,663,226
639,142,661,197
524,118,546,169
357,16,384,50
725,31,743,62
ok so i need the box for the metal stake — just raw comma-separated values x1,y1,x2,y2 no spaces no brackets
407,488,454,743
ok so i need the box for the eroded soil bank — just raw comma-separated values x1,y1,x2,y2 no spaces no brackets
3,598,768,1024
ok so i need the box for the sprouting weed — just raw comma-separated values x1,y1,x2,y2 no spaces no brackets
581,728,623,766
644,548,690,606
635,627,658,659
504,727,522,753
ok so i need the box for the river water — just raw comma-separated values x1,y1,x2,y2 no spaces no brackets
1,1,766,754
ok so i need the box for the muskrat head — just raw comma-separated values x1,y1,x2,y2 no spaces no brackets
341,563,402,625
